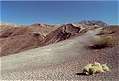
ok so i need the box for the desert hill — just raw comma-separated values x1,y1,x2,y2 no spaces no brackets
1,24,119,80
0,21,119,56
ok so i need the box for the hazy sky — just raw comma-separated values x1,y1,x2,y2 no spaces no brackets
1,1,119,25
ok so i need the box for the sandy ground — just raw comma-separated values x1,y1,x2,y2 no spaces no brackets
1,28,119,80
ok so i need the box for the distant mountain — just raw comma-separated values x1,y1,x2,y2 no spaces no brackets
79,20,108,27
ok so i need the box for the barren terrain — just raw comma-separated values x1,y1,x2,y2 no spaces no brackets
0,22,119,80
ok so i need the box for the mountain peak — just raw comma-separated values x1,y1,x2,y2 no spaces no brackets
79,20,108,27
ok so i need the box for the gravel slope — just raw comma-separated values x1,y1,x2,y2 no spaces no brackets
1,28,119,80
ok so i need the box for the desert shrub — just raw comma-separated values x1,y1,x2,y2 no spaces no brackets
83,62,110,75
90,35,115,49
96,36,113,45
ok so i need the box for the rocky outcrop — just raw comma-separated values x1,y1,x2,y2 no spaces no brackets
42,24,81,45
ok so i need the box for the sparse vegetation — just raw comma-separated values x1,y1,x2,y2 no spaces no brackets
96,35,114,46
83,62,110,75
89,35,115,49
